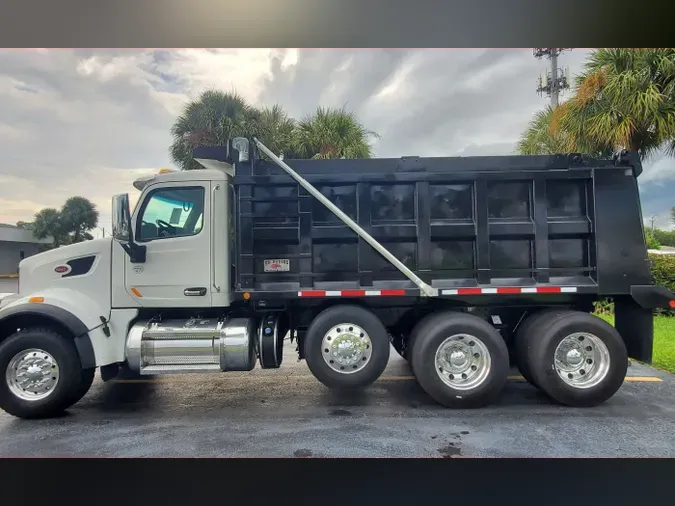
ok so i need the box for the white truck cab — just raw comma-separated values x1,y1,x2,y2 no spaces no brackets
0,163,235,418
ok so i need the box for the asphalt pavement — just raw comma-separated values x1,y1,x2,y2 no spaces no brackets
1,340,674,457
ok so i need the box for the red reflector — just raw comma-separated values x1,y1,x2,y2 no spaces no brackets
669,300,675,308
301,291,325,297
537,286,562,293
380,289,406,296
341,290,366,297
457,288,483,295
497,287,521,294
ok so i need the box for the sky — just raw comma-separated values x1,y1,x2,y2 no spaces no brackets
0,48,673,237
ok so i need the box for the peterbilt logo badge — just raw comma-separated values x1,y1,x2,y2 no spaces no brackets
54,265,71,274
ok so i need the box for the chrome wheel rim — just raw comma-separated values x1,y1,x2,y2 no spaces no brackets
6,348,60,401
434,334,491,390
321,323,372,374
554,332,610,389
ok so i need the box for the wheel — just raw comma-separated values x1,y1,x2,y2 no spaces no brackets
513,309,575,387
0,328,86,419
410,312,509,408
304,305,390,389
67,368,96,406
524,311,628,407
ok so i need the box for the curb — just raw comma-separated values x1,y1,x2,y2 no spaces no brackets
0,274,18,279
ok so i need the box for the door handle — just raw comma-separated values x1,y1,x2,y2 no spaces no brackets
184,287,207,296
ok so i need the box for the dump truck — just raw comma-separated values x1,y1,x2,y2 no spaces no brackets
1,137,673,419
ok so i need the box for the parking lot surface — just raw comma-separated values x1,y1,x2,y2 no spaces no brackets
1,340,674,457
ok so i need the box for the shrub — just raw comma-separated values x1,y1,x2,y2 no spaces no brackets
645,229,661,250
653,228,675,247
594,253,675,316
649,253,675,294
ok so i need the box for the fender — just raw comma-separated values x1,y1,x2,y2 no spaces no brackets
0,302,96,369
630,284,675,309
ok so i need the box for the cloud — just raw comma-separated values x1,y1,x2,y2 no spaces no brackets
0,48,673,238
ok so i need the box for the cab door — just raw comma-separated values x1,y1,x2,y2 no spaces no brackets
124,182,212,308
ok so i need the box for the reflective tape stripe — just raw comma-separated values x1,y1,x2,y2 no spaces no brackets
297,287,579,297
440,286,578,296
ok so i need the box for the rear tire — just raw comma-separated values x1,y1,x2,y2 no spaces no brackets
513,309,575,388
304,305,390,389
410,312,509,408
525,311,628,407
0,328,85,419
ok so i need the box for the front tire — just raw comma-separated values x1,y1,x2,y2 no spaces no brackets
525,311,628,407
410,312,509,408
67,368,96,406
304,305,390,389
0,328,85,419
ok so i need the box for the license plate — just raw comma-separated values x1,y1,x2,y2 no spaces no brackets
264,259,290,272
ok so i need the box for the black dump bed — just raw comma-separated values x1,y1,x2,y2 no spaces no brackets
197,145,652,300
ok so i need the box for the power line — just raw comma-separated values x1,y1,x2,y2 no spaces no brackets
534,48,571,107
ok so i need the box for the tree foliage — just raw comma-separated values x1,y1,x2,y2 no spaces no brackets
26,197,99,248
518,49,675,159
518,105,614,156
654,228,675,247
170,91,261,171
645,228,662,250
169,91,378,170
32,208,62,246
294,107,379,159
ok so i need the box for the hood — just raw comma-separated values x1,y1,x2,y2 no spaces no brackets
18,238,113,296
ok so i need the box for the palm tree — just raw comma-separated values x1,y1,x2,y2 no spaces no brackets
170,92,379,166
518,105,614,156
32,208,63,246
292,107,380,159
517,106,575,155
170,90,262,170
31,197,99,248
60,197,99,243
255,105,298,158
556,48,675,160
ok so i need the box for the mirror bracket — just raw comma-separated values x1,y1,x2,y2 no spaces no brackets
120,242,147,263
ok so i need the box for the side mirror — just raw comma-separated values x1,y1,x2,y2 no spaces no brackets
112,193,132,244
112,193,146,263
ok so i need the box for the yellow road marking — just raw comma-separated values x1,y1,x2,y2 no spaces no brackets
112,374,663,384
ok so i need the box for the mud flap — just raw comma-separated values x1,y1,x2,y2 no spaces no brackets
615,297,654,364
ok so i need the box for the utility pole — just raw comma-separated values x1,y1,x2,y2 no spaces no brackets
649,215,657,231
534,48,571,107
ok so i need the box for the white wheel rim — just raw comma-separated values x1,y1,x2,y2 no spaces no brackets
554,332,610,389
6,348,60,401
434,334,491,390
321,323,372,374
